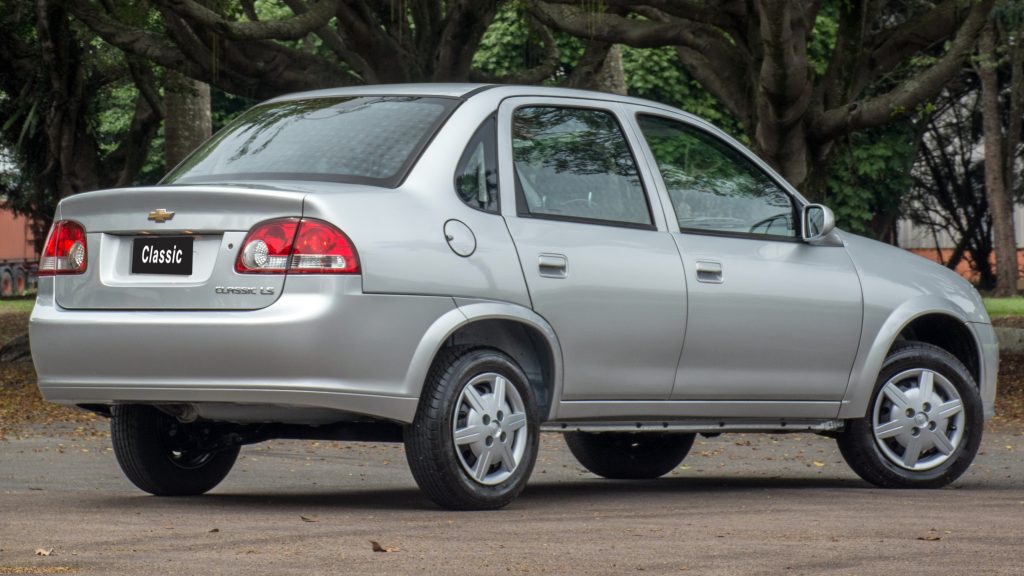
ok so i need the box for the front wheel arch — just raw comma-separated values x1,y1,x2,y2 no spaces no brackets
839,301,986,421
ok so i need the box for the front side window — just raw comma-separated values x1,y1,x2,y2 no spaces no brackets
637,114,797,238
455,116,499,213
164,96,458,188
512,106,652,228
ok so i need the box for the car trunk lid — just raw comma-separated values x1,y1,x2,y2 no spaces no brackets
54,184,306,310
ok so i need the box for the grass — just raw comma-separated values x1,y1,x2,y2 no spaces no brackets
983,297,1024,318
0,298,34,314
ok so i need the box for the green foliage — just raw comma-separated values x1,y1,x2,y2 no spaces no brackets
473,2,537,79
983,297,1024,317
807,6,838,78
474,2,742,139
0,298,35,314
824,122,919,236
621,46,743,139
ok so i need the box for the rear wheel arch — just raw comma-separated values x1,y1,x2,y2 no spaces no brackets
404,303,563,422
437,318,558,421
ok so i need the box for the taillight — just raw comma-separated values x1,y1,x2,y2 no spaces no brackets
235,217,299,274
235,217,360,274
39,220,88,276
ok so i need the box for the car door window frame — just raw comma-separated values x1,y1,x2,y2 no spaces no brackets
496,97,671,232
625,107,807,243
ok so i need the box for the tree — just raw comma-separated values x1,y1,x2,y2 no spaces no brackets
0,0,163,242
531,0,996,198
978,21,1016,295
976,2,1024,296
67,0,525,99
164,70,211,170
907,84,995,289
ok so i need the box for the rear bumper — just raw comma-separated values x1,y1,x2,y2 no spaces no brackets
30,275,457,423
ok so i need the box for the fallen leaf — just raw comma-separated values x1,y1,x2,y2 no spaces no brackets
370,540,400,553
916,535,941,541
300,516,318,523
35,548,53,556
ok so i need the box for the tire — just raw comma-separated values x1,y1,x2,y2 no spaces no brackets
111,405,240,496
405,347,539,510
13,268,26,294
565,431,695,479
0,269,12,297
837,341,983,488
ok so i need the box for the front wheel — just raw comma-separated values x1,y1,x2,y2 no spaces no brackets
565,432,695,479
111,405,240,496
405,347,539,510
837,342,983,488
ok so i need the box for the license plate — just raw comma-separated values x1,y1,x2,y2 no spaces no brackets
131,236,194,275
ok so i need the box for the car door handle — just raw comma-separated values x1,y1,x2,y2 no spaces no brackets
538,253,568,279
695,260,723,284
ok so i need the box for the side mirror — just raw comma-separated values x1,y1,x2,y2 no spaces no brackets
801,204,835,242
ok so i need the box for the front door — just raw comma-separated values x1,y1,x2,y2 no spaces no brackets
498,99,687,400
632,111,863,402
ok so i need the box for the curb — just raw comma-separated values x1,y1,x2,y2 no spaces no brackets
994,326,1024,354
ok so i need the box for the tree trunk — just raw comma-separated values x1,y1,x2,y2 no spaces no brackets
164,70,212,171
1006,26,1023,200
567,42,628,95
979,23,1018,296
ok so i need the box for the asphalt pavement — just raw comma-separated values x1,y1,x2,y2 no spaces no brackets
1,423,1022,575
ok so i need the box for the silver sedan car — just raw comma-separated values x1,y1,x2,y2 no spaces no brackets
30,84,998,509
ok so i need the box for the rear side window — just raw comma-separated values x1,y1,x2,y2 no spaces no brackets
512,106,652,228
163,96,459,188
454,116,499,213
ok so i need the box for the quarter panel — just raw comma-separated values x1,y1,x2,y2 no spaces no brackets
305,99,531,307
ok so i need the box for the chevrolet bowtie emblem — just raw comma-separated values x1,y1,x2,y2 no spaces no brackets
148,209,175,223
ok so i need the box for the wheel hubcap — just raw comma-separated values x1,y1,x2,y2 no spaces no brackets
452,372,529,486
872,368,965,471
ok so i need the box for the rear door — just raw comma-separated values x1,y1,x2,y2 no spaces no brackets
498,97,687,400
55,184,305,310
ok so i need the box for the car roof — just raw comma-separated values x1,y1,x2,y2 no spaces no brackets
264,83,682,115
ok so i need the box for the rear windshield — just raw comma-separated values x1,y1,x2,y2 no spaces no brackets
163,96,458,188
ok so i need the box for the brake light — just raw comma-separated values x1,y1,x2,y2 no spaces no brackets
235,217,360,274
39,220,88,276
235,217,299,274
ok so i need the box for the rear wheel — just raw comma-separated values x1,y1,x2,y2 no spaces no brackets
111,405,239,496
13,268,26,293
405,347,539,510
837,342,983,488
0,269,13,297
565,432,695,479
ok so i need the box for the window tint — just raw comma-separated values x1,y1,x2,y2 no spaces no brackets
163,96,458,188
512,106,652,227
455,116,499,213
637,114,796,238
